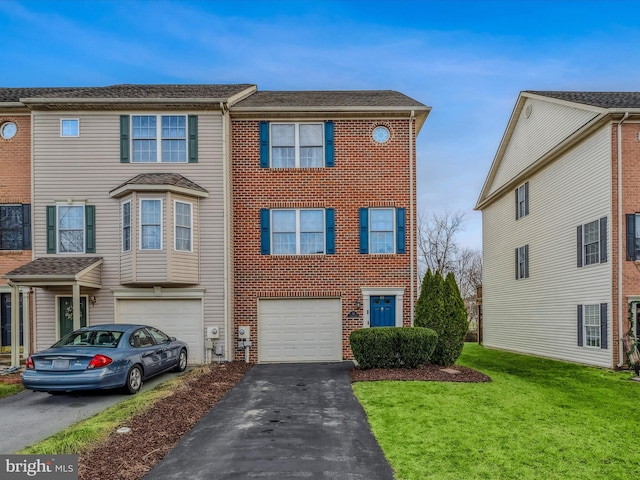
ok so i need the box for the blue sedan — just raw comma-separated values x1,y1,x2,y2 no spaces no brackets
22,324,188,394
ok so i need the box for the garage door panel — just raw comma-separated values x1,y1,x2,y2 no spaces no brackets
258,299,342,363
118,299,203,364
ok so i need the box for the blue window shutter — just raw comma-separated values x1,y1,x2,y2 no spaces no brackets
599,216,607,263
396,207,406,254
120,115,130,163
359,208,369,254
259,122,269,168
325,208,335,254
600,303,608,349
626,214,636,261
188,115,198,163
85,205,96,254
22,204,31,250
46,206,56,254
577,225,583,268
577,305,584,347
325,121,334,167
260,209,270,255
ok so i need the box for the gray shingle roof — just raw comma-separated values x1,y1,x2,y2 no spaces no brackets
112,173,208,193
0,84,256,103
233,90,427,109
527,91,640,109
4,257,102,278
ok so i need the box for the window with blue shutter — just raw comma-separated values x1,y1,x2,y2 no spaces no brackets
578,303,607,349
577,217,607,267
360,207,406,254
260,121,334,168
261,208,333,255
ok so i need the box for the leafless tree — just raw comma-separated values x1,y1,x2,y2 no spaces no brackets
417,210,483,324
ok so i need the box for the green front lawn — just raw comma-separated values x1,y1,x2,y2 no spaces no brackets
0,383,23,399
353,344,640,480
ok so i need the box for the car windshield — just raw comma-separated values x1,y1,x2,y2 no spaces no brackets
52,330,123,348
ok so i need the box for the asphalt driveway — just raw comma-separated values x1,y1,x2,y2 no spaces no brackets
0,370,186,454
145,362,394,480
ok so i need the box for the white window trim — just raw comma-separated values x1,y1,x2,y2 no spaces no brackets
131,114,188,163
271,208,326,255
583,219,600,266
121,199,131,253
583,304,601,349
270,122,324,168
60,118,79,137
139,198,163,251
369,208,396,255
361,287,404,328
174,200,193,253
56,203,85,254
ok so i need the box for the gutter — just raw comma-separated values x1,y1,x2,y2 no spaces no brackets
617,111,629,367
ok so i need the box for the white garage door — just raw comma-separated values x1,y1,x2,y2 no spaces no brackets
117,299,203,364
258,298,342,362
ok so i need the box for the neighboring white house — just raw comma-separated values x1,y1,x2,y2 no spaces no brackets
476,91,640,369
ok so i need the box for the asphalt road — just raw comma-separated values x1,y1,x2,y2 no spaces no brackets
0,370,185,453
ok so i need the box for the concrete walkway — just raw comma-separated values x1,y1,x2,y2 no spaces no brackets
145,362,394,480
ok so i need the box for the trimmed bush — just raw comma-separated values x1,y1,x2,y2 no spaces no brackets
350,327,438,369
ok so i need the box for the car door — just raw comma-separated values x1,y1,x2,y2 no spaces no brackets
129,328,163,376
146,327,175,371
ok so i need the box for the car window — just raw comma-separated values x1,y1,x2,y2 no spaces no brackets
52,330,123,348
129,329,155,348
147,327,170,344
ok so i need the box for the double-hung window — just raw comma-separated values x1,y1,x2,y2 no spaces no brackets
260,121,334,168
120,115,198,163
577,303,608,349
140,199,162,250
0,204,30,250
46,204,95,254
260,208,335,255
515,245,529,279
577,217,607,267
174,201,192,252
515,182,529,220
359,207,406,254
122,201,131,252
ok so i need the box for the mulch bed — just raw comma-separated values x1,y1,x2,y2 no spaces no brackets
2,361,489,480
350,364,491,383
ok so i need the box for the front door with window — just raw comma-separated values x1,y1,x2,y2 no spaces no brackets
1,293,23,352
58,296,87,339
370,296,396,327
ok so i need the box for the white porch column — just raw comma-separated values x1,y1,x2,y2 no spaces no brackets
20,287,30,359
10,283,20,367
72,283,81,331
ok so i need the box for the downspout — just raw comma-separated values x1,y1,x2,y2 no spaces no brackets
410,111,416,325
617,112,629,367
220,101,231,362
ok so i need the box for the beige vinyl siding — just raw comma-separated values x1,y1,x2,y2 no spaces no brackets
482,125,612,368
31,111,227,356
488,98,599,196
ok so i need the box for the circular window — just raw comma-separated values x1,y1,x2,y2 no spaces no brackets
1,121,17,140
372,126,390,143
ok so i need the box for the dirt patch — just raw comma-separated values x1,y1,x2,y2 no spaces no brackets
0,373,23,385
350,363,491,383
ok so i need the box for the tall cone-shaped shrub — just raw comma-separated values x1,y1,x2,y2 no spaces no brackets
438,271,469,365
414,268,433,328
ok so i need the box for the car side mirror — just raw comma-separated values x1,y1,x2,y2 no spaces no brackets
169,336,176,342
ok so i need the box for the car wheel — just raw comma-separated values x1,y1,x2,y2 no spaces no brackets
124,365,143,394
174,349,187,372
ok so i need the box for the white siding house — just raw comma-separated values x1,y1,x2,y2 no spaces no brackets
476,91,628,368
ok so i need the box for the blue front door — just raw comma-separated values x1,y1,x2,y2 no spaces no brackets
1,293,23,352
370,296,396,327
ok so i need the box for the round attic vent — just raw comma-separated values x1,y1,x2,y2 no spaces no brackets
525,105,532,118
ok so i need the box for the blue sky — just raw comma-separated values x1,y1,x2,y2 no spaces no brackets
2,0,640,249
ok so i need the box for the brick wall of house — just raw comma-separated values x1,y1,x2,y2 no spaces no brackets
0,114,32,286
231,118,417,361
617,121,640,366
